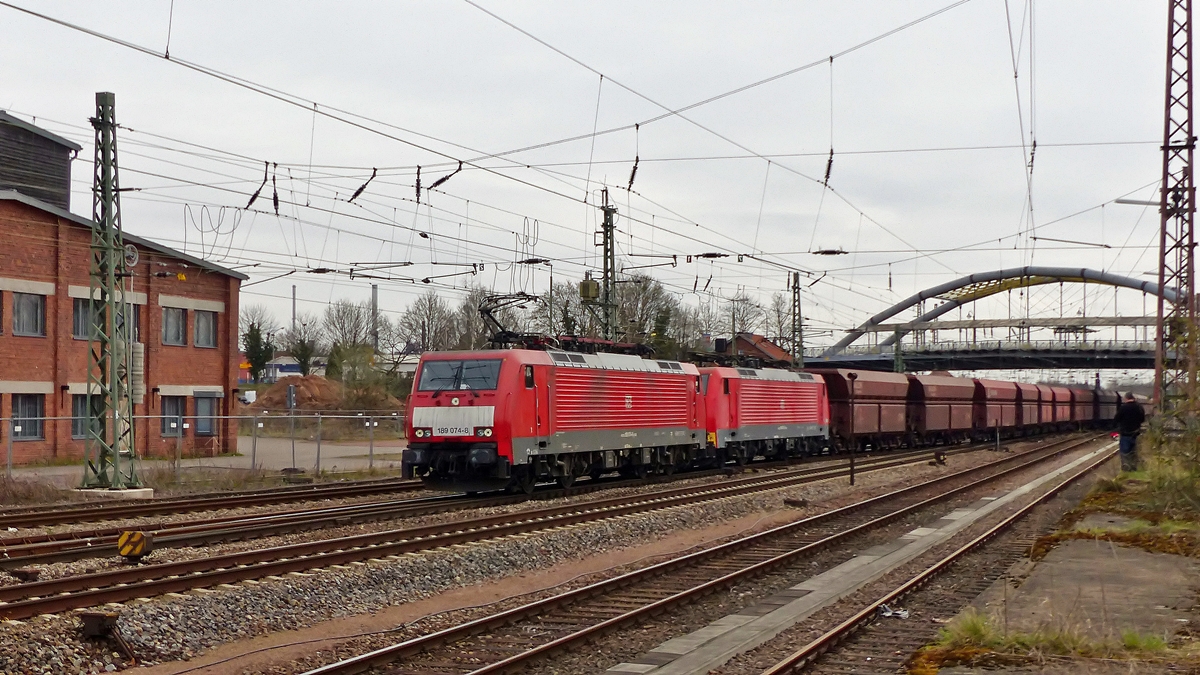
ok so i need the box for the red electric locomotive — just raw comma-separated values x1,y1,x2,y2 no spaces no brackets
701,366,829,464
403,349,706,492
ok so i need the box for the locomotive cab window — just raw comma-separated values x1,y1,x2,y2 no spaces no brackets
723,379,730,395
524,365,534,388
700,374,710,395
417,359,503,392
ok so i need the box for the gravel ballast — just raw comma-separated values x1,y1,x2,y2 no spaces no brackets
0,442,1070,673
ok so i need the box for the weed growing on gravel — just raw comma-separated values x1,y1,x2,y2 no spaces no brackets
911,609,1179,674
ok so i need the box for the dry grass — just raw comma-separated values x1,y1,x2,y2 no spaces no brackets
139,464,276,495
910,609,1176,673
0,477,73,505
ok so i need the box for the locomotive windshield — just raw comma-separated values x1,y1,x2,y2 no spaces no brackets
417,359,503,392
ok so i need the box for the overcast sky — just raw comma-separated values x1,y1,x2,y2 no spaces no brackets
0,1,1168,362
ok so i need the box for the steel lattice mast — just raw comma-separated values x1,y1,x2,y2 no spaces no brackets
82,91,140,488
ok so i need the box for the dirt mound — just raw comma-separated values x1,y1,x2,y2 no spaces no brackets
251,376,344,411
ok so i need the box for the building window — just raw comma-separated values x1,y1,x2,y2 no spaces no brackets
75,300,140,342
194,310,217,348
162,307,186,346
12,394,44,440
13,293,45,337
161,396,185,436
71,394,101,439
119,303,141,343
195,396,216,435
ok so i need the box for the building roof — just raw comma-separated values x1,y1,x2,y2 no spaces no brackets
0,189,249,280
0,110,83,152
734,332,794,363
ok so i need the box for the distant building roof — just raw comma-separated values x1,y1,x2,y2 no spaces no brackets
0,189,249,281
0,110,82,152
734,332,793,364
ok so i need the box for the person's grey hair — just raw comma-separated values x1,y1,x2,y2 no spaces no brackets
1124,392,1136,400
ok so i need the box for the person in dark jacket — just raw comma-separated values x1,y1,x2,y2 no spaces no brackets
1113,392,1145,471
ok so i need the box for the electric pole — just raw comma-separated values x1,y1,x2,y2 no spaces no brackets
600,189,618,341
791,271,804,367
82,91,140,489
1155,0,1198,422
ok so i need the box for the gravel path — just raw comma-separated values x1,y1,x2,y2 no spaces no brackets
0,442,1059,673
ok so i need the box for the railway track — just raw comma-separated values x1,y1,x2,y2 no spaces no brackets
759,445,1115,675
297,434,1107,675
0,442,989,568
0,476,428,529
0,440,1010,619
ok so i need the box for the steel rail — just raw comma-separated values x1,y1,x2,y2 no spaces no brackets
0,477,427,529
300,435,1104,675
0,443,980,568
0,441,1007,619
758,447,1117,675
0,475,417,519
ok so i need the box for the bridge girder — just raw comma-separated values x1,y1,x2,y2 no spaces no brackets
822,266,1179,358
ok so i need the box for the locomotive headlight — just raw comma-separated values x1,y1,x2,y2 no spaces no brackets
414,429,424,438
475,427,493,437
484,428,493,437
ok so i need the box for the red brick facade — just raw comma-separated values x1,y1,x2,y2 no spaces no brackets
0,192,245,464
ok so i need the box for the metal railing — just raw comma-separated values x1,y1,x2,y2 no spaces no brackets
821,340,1155,356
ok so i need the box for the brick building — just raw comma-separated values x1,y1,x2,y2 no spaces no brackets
0,110,246,464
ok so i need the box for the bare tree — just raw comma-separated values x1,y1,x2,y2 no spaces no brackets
397,290,455,351
767,292,792,350
282,311,325,376
531,281,596,337
239,304,280,347
723,293,764,336
454,286,494,350
668,304,704,353
322,299,373,347
616,275,677,343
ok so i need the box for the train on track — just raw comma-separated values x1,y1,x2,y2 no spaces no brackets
401,348,1129,493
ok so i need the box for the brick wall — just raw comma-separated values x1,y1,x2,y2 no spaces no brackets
0,198,242,464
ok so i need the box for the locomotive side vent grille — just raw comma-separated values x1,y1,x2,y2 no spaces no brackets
551,353,571,362
737,368,757,377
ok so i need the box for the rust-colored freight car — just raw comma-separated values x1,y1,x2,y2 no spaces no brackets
974,379,1019,431
1096,389,1119,425
1050,386,1073,424
1015,382,1040,429
906,374,976,442
1036,384,1055,426
1071,388,1095,424
810,369,909,449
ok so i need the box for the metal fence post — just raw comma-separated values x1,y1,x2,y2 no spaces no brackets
315,413,323,474
6,419,12,481
175,414,183,482
368,416,375,470
289,411,296,470
364,413,374,470
251,415,259,470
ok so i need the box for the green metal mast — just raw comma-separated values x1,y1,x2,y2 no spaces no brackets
599,189,618,341
82,91,140,489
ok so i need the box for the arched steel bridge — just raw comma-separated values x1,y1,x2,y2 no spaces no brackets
808,266,1177,371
